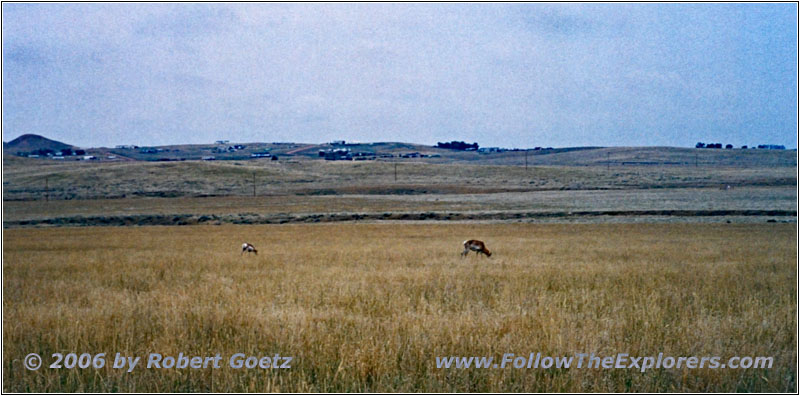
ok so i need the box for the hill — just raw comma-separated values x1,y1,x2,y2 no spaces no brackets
4,134,795,168
4,134,74,153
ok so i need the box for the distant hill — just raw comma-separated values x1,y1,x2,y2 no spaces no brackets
4,134,74,153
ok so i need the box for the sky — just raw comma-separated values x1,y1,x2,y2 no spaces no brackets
2,3,797,149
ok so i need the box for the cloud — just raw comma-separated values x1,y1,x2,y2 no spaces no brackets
4,44,49,66
2,3,797,148
133,4,239,37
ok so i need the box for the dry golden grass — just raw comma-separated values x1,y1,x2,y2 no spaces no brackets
3,223,796,392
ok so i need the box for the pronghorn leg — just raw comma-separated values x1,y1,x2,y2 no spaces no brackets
461,248,469,258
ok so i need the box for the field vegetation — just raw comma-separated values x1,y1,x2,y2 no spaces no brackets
4,148,795,201
4,186,796,227
3,223,796,392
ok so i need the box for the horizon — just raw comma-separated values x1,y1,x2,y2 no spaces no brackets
4,132,794,151
3,3,798,149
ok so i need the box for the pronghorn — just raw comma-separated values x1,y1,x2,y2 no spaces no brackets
241,242,258,255
461,239,491,258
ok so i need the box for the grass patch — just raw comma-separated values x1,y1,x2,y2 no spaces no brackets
3,223,796,392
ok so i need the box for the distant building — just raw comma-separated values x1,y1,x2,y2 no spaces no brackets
331,140,346,145
251,152,271,158
323,148,351,160
215,140,230,144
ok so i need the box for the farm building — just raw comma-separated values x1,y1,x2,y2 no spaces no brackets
322,148,351,160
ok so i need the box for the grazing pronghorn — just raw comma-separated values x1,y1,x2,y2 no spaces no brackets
241,242,258,255
461,239,492,258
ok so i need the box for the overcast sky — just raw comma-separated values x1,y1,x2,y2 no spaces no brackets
3,3,797,148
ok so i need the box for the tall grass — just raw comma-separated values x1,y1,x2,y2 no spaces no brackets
3,223,796,392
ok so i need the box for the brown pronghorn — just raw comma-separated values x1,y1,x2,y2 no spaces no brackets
461,239,491,258
241,242,258,255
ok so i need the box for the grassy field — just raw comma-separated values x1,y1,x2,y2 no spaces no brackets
4,186,796,222
3,149,796,227
3,223,796,392
4,151,795,201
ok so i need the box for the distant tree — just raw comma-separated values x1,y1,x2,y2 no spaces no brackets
436,141,480,151
695,142,705,148
32,148,54,156
75,149,86,155
758,144,786,150
741,145,748,149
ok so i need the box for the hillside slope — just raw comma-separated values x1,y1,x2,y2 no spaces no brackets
4,134,74,153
